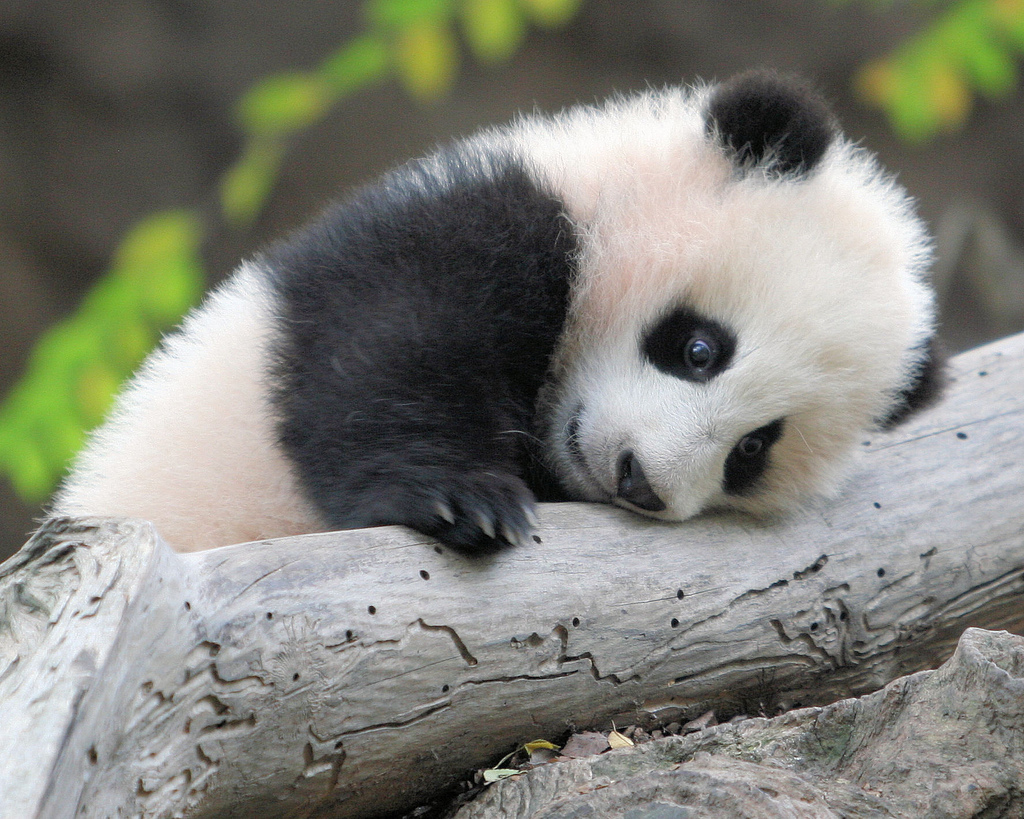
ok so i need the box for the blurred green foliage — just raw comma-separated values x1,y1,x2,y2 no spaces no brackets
224,0,582,225
857,0,1024,140
0,212,204,501
0,0,583,504
2,0,1023,506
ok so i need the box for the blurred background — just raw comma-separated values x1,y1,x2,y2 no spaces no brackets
1,0,1023,561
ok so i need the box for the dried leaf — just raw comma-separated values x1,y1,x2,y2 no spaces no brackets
607,729,634,748
523,739,559,753
482,768,519,782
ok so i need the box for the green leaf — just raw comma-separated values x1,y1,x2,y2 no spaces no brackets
321,34,392,95
991,0,1024,49
462,0,526,63
365,0,453,29
220,138,285,227
925,0,1015,96
959,33,1017,94
518,0,583,28
0,210,204,502
393,20,460,100
237,72,333,136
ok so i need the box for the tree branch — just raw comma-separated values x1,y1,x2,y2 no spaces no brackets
2,332,1022,819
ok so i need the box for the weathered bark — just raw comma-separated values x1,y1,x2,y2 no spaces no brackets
0,332,1022,819
456,627,1024,819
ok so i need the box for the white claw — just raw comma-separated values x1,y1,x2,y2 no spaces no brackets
500,523,525,548
474,512,496,540
525,507,540,529
434,501,456,524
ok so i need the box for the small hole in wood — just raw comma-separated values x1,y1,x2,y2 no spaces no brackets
810,622,819,631
978,371,988,377
670,618,680,628
533,535,542,543
956,431,968,440
442,684,450,694
87,746,98,765
265,612,273,620
346,629,355,641
572,617,580,627
840,611,848,621
420,570,430,580
877,568,886,577
676,589,685,600
292,673,300,682
873,502,881,509
368,605,377,615
184,601,191,611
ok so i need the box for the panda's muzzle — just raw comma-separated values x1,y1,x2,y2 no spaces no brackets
615,450,666,512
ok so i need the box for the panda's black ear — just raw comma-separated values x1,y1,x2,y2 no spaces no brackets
705,70,837,176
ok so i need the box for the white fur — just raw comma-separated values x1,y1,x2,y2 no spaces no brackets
51,264,323,551
51,83,935,548
514,85,934,520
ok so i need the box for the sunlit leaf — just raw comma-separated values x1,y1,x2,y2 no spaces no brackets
855,58,899,106
75,361,121,429
321,35,392,95
992,0,1024,47
462,0,526,63
0,436,49,500
393,20,460,100
220,138,285,227
237,72,332,136
518,0,583,28
0,210,204,502
523,739,560,753
926,59,973,128
365,0,453,28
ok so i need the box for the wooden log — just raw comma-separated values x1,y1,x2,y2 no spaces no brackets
456,627,1024,819
1,331,1022,819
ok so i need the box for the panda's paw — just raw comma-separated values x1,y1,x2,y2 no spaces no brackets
420,471,537,553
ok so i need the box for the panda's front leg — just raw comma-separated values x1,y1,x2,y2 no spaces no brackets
341,458,540,552
274,356,544,553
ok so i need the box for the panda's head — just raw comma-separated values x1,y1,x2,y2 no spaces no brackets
534,71,940,521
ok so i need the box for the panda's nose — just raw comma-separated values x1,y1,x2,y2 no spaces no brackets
615,450,666,512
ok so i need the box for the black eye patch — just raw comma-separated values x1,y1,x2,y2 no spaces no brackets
642,306,737,383
723,418,785,496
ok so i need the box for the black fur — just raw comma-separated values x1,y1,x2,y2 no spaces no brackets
266,149,576,552
878,337,946,429
723,418,786,495
705,70,836,175
643,306,737,383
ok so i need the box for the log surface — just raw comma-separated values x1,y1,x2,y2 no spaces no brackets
457,628,1024,819
1,332,1022,819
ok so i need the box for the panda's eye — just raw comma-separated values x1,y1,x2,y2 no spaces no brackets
723,418,785,495
643,307,736,383
684,336,717,371
736,434,763,457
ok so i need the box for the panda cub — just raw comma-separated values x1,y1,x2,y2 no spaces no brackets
51,71,941,553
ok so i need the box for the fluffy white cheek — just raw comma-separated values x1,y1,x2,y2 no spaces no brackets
549,356,731,520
